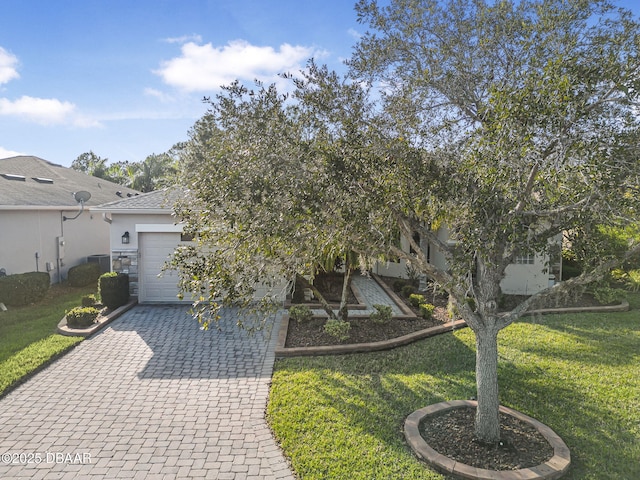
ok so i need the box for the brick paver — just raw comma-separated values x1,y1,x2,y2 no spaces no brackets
0,306,294,479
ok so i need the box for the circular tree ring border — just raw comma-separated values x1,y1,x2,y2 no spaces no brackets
404,400,571,480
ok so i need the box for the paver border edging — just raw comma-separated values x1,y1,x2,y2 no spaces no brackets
274,314,467,357
524,299,629,316
404,400,571,480
56,298,138,337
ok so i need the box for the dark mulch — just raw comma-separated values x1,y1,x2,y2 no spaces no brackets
286,274,453,348
293,271,358,304
419,407,554,471
285,315,448,347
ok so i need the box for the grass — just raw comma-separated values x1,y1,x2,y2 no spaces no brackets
268,293,640,480
0,283,97,397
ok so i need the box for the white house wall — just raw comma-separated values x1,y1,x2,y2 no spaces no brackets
375,226,554,296
0,209,109,283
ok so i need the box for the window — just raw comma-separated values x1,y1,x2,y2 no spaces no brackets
513,253,535,265
409,232,421,254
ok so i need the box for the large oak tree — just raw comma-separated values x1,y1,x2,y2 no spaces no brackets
173,0,640,444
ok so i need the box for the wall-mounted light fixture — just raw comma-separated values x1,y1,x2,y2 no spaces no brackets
121,231,130,244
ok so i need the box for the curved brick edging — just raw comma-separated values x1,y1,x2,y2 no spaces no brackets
57,298,138,338
524,299,629,316
274,314,467,357
404,400,571,480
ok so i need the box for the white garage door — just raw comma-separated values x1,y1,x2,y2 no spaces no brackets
139,232,189,303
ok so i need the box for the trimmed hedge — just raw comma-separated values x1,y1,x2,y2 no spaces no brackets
0,272,50,306
67,262,101,287
66,306,100,328
81,294,97,307
98,272,129,310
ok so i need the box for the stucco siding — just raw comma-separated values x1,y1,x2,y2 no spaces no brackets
0,209,109,282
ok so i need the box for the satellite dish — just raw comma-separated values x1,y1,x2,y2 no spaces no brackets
64,191,92,221
73,191,92,204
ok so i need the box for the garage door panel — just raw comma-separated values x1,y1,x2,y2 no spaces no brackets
139,232,189,303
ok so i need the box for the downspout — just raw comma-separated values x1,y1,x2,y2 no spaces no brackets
58,211,64,283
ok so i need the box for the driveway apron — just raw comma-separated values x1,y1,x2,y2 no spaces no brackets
0,305,294,479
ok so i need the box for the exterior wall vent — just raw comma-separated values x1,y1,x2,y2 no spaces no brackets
1,173,26,181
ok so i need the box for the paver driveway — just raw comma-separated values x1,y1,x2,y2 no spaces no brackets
0,305,294,479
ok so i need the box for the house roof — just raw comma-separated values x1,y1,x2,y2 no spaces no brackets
91,186,186,214
0,156,140,208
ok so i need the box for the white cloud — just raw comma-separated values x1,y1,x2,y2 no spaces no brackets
0,95,100,127
0,47,19,85
164,34,203,44
347,28,363,40
155,40,324,92
0,146,24,158
144,87,175,103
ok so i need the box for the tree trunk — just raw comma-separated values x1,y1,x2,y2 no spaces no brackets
295,274,337,320
337,266,353,321
474,326,501,444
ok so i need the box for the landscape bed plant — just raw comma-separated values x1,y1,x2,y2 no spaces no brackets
65,306,100,328
98,272,129,310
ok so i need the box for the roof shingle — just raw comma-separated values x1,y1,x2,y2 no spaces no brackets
0,156,140,207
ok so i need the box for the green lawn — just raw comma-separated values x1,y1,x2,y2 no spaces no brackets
268,294,640,480
0,283,96,397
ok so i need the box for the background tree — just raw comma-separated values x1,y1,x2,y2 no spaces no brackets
72,151,178,192
130,153,178,192
172,0,640,445
71,151,113,181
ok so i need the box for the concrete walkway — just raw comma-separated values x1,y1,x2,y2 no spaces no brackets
310,274,406,317
0,305,295,480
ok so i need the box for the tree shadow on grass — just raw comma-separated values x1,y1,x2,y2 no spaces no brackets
270,332,477,478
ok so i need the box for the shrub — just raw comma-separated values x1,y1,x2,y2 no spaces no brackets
401,284,417,297
81,294,97,307
624,269,640,292
591,284,625,305
66,306,100,328
392,279,407,293
289,305,313,323
419,303,436,319
0,271,50,306
67,262,101,287
324,319,351,341
98,272,129,310
370,304,393,324
408,293,425,307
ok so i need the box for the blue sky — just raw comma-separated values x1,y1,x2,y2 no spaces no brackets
1,0,639,168
0,0,362,166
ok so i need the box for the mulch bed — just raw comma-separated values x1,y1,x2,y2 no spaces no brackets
286,275,453,348
419,407,554,471
285,315,447,347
